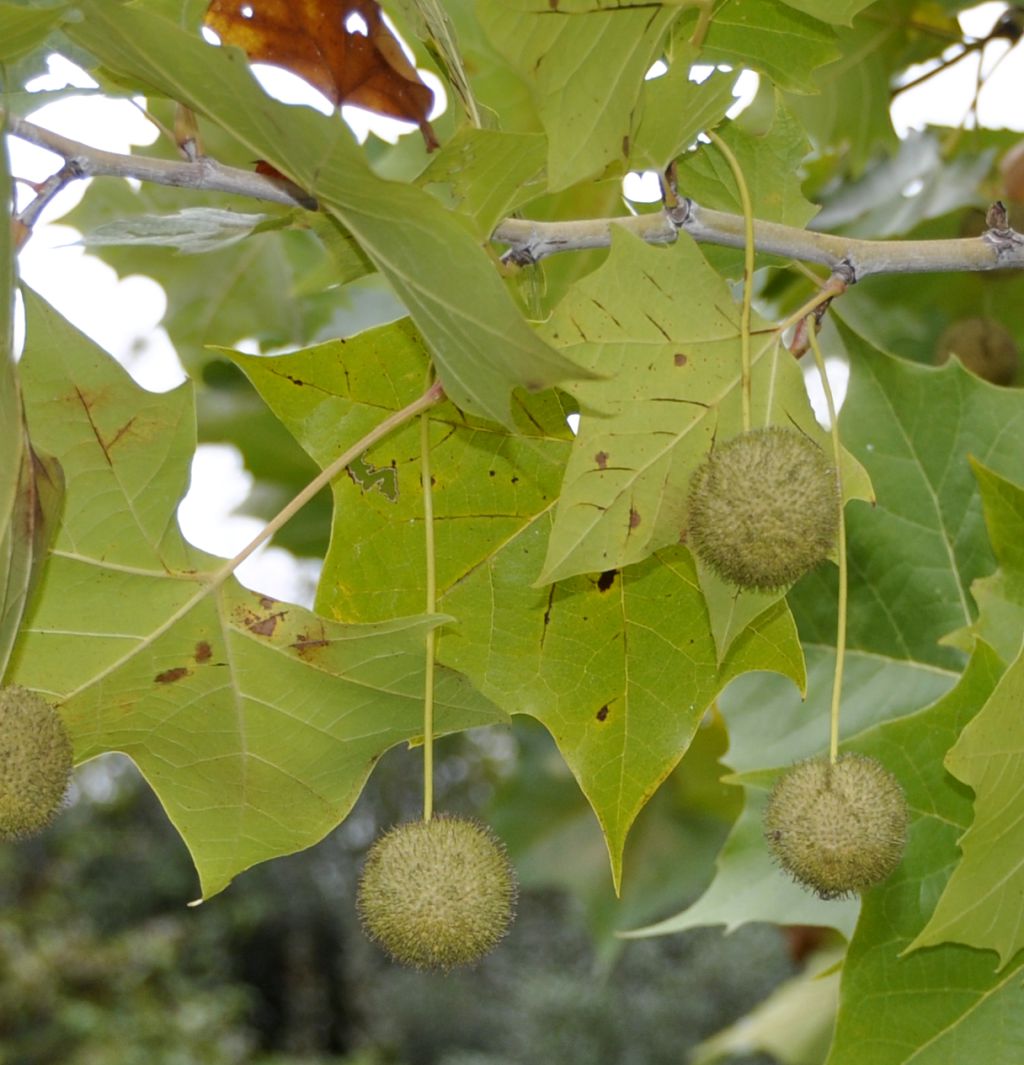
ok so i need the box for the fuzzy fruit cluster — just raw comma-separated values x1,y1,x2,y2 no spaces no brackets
357,815,517,971
688,426,839,591
0,685,73,840
763,753,908,899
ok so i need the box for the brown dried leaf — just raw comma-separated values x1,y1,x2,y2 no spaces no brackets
204,0,438,148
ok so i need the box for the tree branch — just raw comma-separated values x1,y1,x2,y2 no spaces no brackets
492,201,1024,281
4,110,315,209
6,110,1024,282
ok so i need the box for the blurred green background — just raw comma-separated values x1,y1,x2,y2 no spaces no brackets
0,719,794,1065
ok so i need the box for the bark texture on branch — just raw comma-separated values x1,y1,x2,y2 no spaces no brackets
6,111,1024,281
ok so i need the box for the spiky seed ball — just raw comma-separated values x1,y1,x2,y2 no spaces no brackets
0,685,73,840
357,815,517,971
687,427,839,591
763,754,908,899
935,317,1019,386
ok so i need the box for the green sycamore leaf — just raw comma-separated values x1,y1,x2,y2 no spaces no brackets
476,0,684,191
536,231,871,587
696,0,839,94
0,127,61,681
784,21,901,177
944,459,1024,664
0,1,67,63
8,289,504,899
223,318,575,626
386,0,480,129
625,645,956,938
673,92,818,227
0,121,23,676
0,439,64,683
441,530,804,893
813,132,993,239
630,58,738,173
905,642,1024,967
67,1,587,427
230,318,806,891
790,323,1024,669
778,0,877,24
825,642,1024,1065
418,129,547,238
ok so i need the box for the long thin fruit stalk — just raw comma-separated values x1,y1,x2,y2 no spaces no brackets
420,391,438,823
707,130,755,431
806,323,847,765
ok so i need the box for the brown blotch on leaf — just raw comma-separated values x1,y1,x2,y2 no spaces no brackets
155,667,190,684
629,507,641,529
674,353,687,366
292,622,330,660
595,451,609,469
597,569,618,592
205,0,439,149
596,705,609,722
194,641,212,663
249,612,283,637
259,596,277,610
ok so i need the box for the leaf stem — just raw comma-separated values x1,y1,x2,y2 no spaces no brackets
707,131,755,431
806,322,847,765
61,379,445,702
420,379,438,823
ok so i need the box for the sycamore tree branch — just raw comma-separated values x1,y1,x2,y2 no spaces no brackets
4,111,314,209
6,111,1024,282
492,201,1024,281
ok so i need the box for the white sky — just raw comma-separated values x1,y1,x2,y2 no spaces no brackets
8,2,1024,605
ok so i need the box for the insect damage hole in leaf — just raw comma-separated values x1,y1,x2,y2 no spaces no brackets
204,0,439,148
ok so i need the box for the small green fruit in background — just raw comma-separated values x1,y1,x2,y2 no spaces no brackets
0,685,73,840
687,426,839,591
935,317,1019,386
763,753,908,899
357,815,517,971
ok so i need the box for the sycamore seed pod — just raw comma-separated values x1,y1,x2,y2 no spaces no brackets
687,426,840,591
763,753,908,899
357,815,517,971
0,685,73,840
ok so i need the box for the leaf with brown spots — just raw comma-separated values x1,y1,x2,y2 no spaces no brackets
8,291,503,899
204,0,438,148
154,667,190,684
226,308,806,894
537,230,872,589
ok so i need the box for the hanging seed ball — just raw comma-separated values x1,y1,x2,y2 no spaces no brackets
0,685,73,840
935,317,1019,386
687,426,840,591
357,815,518,971
763,753,908,899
